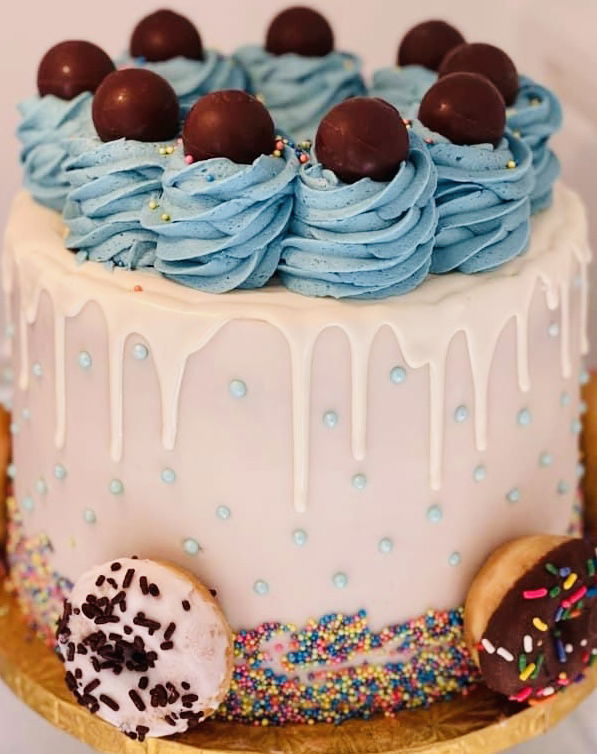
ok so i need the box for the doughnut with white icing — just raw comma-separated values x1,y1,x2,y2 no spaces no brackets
465,535,597,702
56,557,233,741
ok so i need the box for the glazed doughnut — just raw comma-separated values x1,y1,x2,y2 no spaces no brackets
465,535,597,702
56,557,233,741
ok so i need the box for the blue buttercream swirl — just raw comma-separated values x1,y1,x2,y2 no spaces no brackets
17,93,95,211
411,122,535,274
507,75,562,213
235,45,365,142
141,145,299,292
123,50,248,117
278,131,438,300
63,138,171,269
369,65,437,119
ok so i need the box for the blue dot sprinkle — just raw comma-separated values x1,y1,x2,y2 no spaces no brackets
571,418,582,435
229,379,247,398
292,529,308,547
160,468,176,484
54,464,67,480
216,505,231,520
506,488,521,503
22,496,34,512
426,505,443,524
21,408,30,421
132,343,149,360
253,579,269,595
7,463,16,479
517,409,532,427
449,552,461,567
35,478,47,495
32,362,43,378
473,465,486,482
332,572,348,589
9,421,19,435
577,462,586,479
352,473,367,490
560,392,571,407
454,405,469,423
2,367,13,385
378,537,394,554
83,508,97,524
205,174,215,183
580,401,588,415
389,366,406,385
547,323,560,337
322,411,338,428
183,538,200,556
109,479,124,495
580,369,590,386
539,452,553,468
78,351,92,370
557,480,570,495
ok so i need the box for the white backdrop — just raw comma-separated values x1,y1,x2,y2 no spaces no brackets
1,1,596,751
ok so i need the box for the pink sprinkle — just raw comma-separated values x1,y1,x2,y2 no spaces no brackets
133,284,143,292
184,154,194,165
275,140,285,151
510,686,532,703
177,138,183,145
523,588,548,600
274,642,284,652
299,153,309,164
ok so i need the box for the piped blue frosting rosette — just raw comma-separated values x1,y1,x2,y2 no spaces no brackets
278,131,438,300
369,65,437,119
17,93,95,211
235,46,365,142
411,122,535,274
123,52,248,117
63,138,171,269
508,76,562,213
141,145,299,292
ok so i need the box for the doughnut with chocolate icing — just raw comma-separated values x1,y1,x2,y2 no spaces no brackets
465,535,597,703
56,557,233,741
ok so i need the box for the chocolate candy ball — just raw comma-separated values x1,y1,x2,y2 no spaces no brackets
265,6,334,57
439,42,519,106
315,97,409,184
37,40,115,100
183,90,275,164
398,20,465,71
130,9,203,62
92,69,179,142
419,72,506,147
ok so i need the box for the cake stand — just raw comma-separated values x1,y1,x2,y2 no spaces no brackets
1,373,597,754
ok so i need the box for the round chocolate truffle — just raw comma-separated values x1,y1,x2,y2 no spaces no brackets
315,97,409,184
398,20,465,71
92,69,179,142
265,6,334,57
439,42,519,106
183,90,275,164
419,72,506,147
37,40,115,100
130,9,203,62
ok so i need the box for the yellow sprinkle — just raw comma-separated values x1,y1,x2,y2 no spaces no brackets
507,160,517,169
533,617,548,632
559,672,568,679
564,573,577,590
148,199,158,210
69,537,77,548
519,662,536,681
272,149,282,158
513,129,522,138
531,98,541,106
158,146,167,155
160,213,171,222
165,145,174,155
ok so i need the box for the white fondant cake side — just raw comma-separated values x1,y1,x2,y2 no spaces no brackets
2,185,590,631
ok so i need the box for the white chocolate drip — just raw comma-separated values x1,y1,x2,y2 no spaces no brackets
2,187,591,513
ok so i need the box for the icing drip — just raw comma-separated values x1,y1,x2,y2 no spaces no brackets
2,186,590,512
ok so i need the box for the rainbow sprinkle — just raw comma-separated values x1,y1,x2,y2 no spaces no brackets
6,497,480,724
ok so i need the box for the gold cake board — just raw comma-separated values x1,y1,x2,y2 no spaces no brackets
0,582,595,754
2,374,597,754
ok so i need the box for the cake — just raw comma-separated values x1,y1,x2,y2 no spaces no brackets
3,6,595,740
